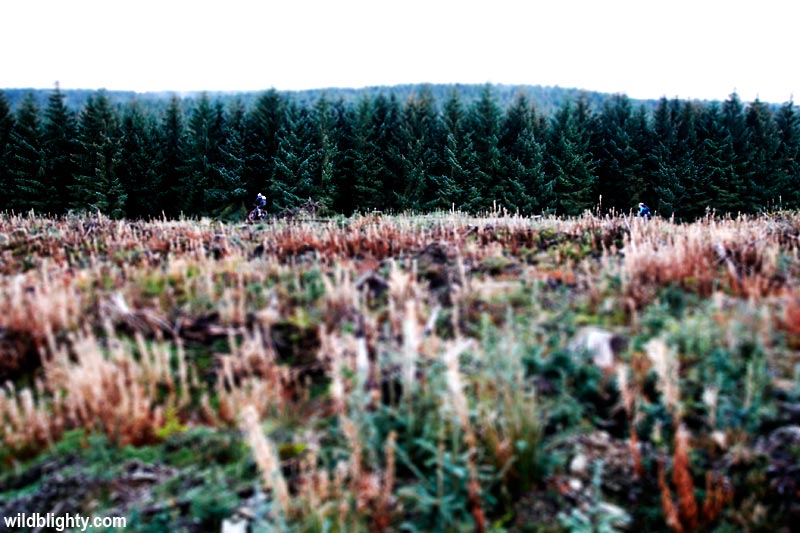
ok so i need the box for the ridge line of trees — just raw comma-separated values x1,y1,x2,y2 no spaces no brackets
0,84,797,220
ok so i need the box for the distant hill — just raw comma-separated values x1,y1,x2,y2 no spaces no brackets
1,84,665,116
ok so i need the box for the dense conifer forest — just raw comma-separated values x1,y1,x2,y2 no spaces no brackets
0,84,797,220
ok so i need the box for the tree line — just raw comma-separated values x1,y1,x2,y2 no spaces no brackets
0,84,797,220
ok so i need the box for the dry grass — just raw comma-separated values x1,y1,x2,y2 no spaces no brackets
619,214,793,307
1,210,798,529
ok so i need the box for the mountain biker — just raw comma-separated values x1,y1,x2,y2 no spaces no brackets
248,193,267,222
638,202,652,219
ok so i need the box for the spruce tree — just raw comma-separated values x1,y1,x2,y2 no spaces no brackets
349,96,383,211
369,93,409,211
697,103,740,214
156,96,186,217
42,84,79,213
498,93,547,213
244,89,285,201
119,100,160,219
546,97,597,215
217,98,248,218
72,91,126,218
651,97,676,144
271,103,317,211
744,99,781,208
436,89,470,210
592,94,647,212
0,91,13,211
272,96,340,213
631,105,655,200
329,99,359,214
647,99,705,218
646,97,678,211
719,92,753,212
9,93,47,212
311,95,338,210
463,85,503,212
774,101,800,208
181,94,229,216
400,87,446,211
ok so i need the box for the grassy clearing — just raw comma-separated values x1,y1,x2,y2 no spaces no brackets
1,210,799,531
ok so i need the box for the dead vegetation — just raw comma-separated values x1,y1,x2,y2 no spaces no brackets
1,209,799,531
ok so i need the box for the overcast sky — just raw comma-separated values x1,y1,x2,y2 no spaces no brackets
1,0,798,103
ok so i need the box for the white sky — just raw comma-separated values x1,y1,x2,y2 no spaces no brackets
1,0,798,103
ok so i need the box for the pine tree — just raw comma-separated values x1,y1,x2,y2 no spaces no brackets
9,93,47,212
546,97,597,215
72,91,126,218
0,91,14,211
42,84,79,213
